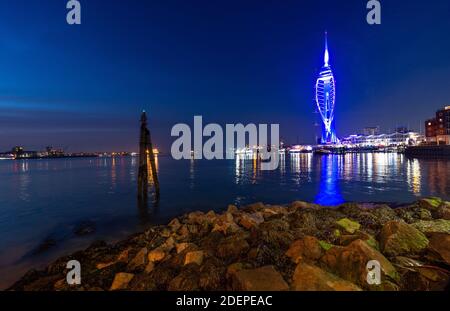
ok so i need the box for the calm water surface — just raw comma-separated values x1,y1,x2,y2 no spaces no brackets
0,153,449,288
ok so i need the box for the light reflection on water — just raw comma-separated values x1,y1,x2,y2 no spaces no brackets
0,153,449,288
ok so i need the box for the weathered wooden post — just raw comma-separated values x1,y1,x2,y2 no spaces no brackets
137,110,160,201
138,111,149,201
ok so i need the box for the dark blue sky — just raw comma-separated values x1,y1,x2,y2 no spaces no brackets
0,0,449,152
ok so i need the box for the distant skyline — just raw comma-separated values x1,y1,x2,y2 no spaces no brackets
1,0,449,152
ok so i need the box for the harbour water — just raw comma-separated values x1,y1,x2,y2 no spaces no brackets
0,153,449,288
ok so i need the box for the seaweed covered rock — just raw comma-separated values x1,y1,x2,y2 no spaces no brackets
380,221,429,256
285,236,324,263
231,265,289,291
412,219,450,235
321,239,399,290
292,261,361,291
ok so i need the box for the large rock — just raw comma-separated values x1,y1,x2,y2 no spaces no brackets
380,221,429,256
371,205,399,225
401,266,450,291
336,218,361,234
419,197,443,211
427,233,450,265
199,259,226,290
412,219,450,234
321,239,399,289
127,247,148,271
239,212,264,229
184,251,204,266
148,248,166,263
187,211,207,224
168,266,200,291
289,201,314,210
292,261,362,291
110,273,134,290
212,219,241,235
216,234,249,260
285,236,324,263
231,265,289,291
168,218,181,232
435,202,450,220
176,242,193,254
338,232,379,250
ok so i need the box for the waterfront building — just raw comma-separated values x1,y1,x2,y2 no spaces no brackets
11,146,37,159
363,126,380,136
341,131,423,147
425,106,450,145
315,32,338,144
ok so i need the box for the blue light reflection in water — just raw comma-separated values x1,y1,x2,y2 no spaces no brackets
315,155,344,206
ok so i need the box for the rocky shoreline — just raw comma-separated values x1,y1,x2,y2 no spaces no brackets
9,198,450,291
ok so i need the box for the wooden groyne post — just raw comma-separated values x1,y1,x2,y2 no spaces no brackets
138,110,160,201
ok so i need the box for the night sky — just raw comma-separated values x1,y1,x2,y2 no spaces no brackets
0,0,449,152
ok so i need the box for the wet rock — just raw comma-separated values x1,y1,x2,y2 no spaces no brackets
414,208,433,221
144,262,155,274
128,274,157,290
227,204,239,214
257,218,294,250
289,201,313,210
205,210,217,221
184,251,204,266
318,240,333,251
177,225,190,239
117,249,130,262
148,248,166,263
321,239,399,289
110,273,134,291
199,258,226,290
176,242,192,254
168,266,200,291
231,265,289,291
226,262,250,279
372,205,399,225
127,247,148,271
245,202,265,212
412,219,450,234
187,211,206,225
338,232,379,250
393,256,423,269
96,262,115,270
239,212,264,229
73,221,96,236
285,236,324,263
435,202,450,220
427,233,450,265
419,197,443,211
290,211,317,234
401,266,450,291
161,237,176,252
216,235,250,260
53,279,67,291
336,218,361,234
23,275,62,291
396,208,416,224
292,261,362,291
212,219,240,235
380,221,429,256
168,218,181,232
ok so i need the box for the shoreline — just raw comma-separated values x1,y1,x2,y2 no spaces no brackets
8,197,450,291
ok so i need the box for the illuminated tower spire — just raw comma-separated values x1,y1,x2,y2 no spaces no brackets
315,32,339,144
324,31,329,67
